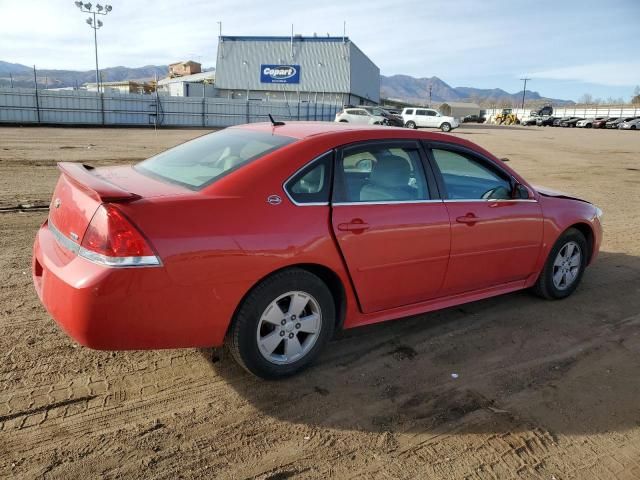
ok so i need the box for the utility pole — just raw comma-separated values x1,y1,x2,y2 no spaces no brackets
74,2,113,93
520,78,530,112
429,84,433,107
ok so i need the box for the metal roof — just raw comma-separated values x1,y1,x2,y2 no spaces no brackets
220,35,350,43
158,71,215,85
438,101,481,109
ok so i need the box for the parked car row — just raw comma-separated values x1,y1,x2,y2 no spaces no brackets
522,115,640,130
334,106,404,127
335,106,459,132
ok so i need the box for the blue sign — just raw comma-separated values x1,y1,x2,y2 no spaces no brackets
260,65,301,84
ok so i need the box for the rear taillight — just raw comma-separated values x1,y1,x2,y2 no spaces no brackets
79,204,160,267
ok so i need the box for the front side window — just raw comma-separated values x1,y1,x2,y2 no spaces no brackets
432,149,512,200
136,129,294,189
285,152,332,204
337,144,429,202
405,109,414,115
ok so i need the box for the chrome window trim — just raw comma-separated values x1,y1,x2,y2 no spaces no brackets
443,198,539,203
282,152,332,207
48,219,161,268
333,200,444,206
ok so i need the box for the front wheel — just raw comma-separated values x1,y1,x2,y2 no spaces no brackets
228,269,335,379
440,122,451,132
405,121,417,129
533,228,588,299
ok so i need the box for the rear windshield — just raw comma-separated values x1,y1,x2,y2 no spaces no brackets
136,129,295,189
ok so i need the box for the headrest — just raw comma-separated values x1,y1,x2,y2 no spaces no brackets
368,154,411,188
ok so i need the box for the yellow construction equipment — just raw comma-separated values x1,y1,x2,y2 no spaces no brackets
493,109,519,125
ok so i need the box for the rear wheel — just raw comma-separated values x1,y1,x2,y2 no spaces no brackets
228,269,335,379
339,119,348,123
533,228,588,299
405,121,417,129
440,122,451,132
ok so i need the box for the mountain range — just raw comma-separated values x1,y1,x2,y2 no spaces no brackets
0,60,574,106
380,74,574,106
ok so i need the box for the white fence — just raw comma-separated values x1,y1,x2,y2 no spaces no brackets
0,87,342,127
484,106,640,119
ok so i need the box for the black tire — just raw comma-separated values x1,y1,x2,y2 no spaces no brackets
228,268,335,379
533,228,588,300
440,122,451,132
339,119,348,123
631,126,636,130
405,121,417,129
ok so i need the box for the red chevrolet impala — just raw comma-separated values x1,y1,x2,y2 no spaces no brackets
33,122,602,378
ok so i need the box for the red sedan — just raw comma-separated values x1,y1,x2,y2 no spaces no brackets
33,122,603,378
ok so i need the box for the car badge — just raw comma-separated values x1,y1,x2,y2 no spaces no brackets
54,198,61,209
267,195,282,205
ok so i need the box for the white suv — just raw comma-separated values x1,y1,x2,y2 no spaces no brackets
401,108,459,132
335,108,387,125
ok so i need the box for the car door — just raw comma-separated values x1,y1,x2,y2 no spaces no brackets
331,140,451,313
425,110,440,128
426,143,543,295
414,109,430,127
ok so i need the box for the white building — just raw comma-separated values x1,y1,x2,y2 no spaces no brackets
213,35,380,105
157,71,216,97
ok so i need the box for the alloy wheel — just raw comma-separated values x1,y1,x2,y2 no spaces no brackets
256,291,322,365
552,241,582,290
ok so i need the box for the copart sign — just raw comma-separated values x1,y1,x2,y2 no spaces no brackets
260,65,301,84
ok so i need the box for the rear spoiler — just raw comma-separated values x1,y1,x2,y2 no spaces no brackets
57,162,141,203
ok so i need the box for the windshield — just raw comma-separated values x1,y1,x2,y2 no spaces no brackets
136,129,295,189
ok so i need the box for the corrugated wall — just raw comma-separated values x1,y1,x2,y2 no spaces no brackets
349,43,380,103
0,88,343,127
215,37,379,101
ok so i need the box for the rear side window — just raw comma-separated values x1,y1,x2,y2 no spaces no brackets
285,152,333,205
337,144,429,203
136,129,295,189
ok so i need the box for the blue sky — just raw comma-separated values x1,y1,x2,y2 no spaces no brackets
0,0,638,101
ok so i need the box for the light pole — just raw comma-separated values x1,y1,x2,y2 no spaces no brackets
520,77,530,112
74,2,113,93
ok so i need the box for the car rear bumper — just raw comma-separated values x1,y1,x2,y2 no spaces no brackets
33,220,230,350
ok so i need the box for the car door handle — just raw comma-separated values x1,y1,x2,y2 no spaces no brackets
456,213,479,225
337,219,370,232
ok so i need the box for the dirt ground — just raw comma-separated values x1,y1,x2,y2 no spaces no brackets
1,125,639,479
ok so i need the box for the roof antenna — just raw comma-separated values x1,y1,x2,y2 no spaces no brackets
268,114,285,126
